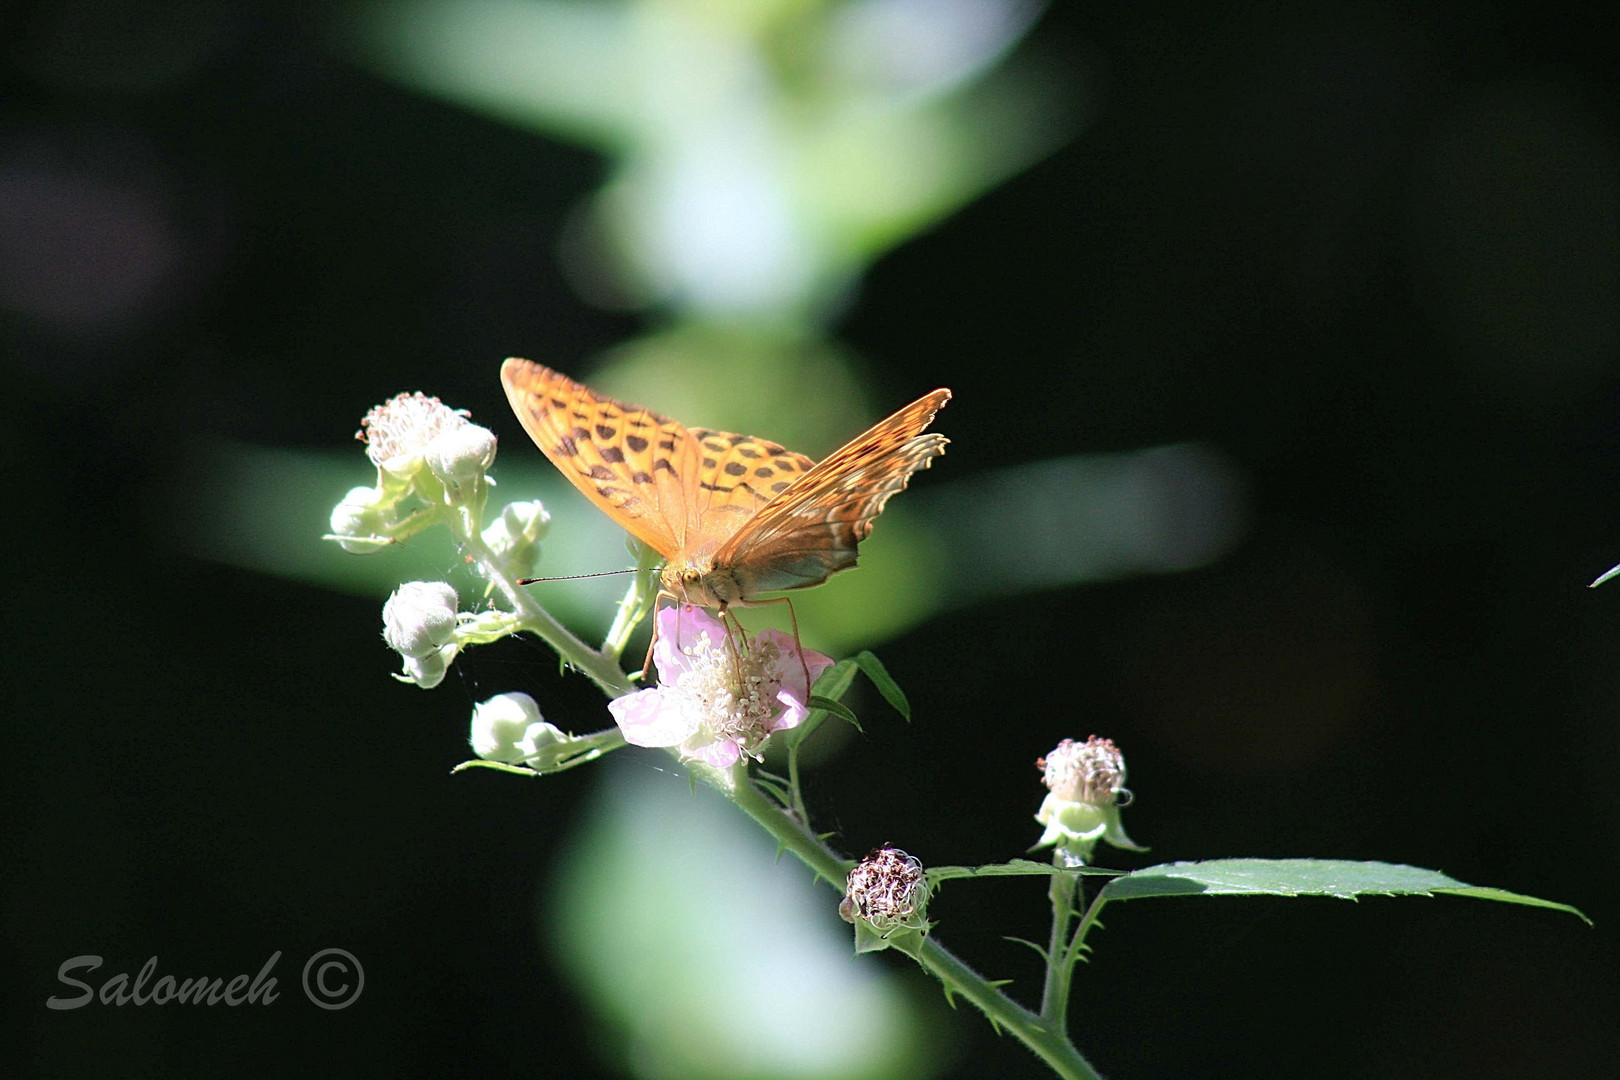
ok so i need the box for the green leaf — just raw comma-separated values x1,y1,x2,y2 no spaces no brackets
783,660,859,749
1591,562,1620,587
810,658,860,702
927,858,1122,884
1097,859,1590,922
854,650,911,720
807,695,862,730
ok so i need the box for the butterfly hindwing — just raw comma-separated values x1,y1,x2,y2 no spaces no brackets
686,426,815,543
500,359,702,557
714,389,951,596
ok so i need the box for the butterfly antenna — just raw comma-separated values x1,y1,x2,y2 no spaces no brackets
516,568,648,586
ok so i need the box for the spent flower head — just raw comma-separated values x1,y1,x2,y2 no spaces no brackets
607,605,834,769
840,846,931,953
1034,735,1145,861
1041,736,1128,805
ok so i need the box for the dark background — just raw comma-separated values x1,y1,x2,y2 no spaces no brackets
4,2,1617,1077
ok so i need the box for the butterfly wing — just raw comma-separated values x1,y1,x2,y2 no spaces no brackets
500,358,706,558
683,425,816,546
713,389,951,596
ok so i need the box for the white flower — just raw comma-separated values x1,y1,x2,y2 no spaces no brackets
481,500,551,576
401,644,456,689
358,392,471,479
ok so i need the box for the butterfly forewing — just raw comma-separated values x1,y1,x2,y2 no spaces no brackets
713,389,951,596
500,359,703,557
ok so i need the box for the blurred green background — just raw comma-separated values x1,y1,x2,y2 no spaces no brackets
3,1,1617,1077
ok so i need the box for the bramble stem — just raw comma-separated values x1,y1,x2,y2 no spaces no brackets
1041,851,1079,1030
725,773,1103,1080
454,494,1100,1078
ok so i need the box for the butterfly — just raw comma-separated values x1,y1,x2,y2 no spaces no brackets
499,358,950,616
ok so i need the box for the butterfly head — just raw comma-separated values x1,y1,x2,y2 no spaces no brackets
660,559,743,609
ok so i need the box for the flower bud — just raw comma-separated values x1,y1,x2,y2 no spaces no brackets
401,644,455,689
329,486,389,553
382,581,461,658
470,692,566,763
425,423,497,484
482,499,550,576
839,846,930,952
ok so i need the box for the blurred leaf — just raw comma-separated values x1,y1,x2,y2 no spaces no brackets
550,762,949,1078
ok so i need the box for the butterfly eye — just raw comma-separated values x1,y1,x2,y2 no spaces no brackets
682,569,701,584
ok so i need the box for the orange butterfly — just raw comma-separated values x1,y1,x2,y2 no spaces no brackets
499,358,950,617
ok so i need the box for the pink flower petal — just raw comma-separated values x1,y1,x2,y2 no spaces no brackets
650,604,727,682
753,629,835,701
771,689,810,733
689,737,742,768
607,688,698,748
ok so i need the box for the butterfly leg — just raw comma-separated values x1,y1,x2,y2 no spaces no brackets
638,590,681,683
749,595,814,697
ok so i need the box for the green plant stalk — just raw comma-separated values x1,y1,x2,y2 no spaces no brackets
461,528,636,698
601,545,662,663
726,773,1104,1080
1041,853,1080,1030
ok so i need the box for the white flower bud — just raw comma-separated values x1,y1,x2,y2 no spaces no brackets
482,499,550,576
329,486,388,553
470,692,565,763
425,423,497,483
502,499,550,542
382,581,461,658
401,644,455,689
